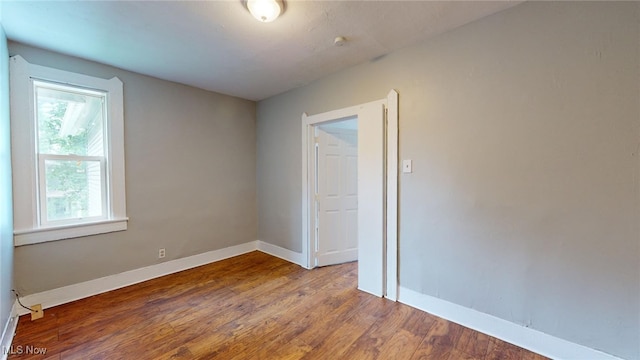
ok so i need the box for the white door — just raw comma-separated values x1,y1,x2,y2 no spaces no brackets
356,103,385,297
314,125,358,266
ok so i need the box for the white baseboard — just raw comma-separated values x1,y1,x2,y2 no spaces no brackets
17,241,260,315
7,244,627,360
0,301,18,360
398,286,624,360
256,240,305,267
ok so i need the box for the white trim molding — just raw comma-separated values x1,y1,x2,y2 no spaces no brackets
14,218,128,246
16,241,259,315
398,286,625,360
256,241,305,267
0,302,18,360
10,55,127,246
14,241,309,316
385,90,398,301
301,89,399,299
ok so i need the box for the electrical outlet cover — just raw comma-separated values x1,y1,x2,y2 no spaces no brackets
30,304,43,321
402,159,413,173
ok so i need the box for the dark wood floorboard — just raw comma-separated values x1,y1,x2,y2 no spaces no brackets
8,251,549,360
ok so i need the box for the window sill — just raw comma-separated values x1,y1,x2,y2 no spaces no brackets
14,218,128,246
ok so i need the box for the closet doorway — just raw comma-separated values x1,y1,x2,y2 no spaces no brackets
301,90,398,299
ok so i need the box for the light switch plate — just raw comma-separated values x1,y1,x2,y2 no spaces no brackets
402,159,412,173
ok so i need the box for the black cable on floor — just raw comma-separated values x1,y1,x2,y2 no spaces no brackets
11,289,36,313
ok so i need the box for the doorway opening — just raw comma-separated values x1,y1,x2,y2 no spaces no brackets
301,90,398,299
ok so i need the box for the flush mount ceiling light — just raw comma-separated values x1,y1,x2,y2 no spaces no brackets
247,0,284,23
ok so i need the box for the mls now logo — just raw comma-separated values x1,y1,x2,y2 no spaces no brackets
3,345,47,355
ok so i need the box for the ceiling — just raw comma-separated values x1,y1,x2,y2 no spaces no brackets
1,1,522,101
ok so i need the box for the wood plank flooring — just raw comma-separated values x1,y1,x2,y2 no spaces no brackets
8,251,548,360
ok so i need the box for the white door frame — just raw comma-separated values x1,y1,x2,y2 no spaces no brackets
301,90,398,300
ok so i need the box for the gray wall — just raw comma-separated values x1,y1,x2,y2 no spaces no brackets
10,42,257,295
0,20,15,340
256,2,639,359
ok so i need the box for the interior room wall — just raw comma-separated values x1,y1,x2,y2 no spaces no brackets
0,18,16,344
9,42,257,296
256,2,639,359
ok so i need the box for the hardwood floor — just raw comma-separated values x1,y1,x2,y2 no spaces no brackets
8,251,548,360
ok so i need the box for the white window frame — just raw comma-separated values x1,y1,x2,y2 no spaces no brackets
10,55,127,246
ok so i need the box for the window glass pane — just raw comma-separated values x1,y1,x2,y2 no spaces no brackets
44,159,103,222
36,84,105,156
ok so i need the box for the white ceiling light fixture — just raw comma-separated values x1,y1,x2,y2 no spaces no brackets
247,0,284,23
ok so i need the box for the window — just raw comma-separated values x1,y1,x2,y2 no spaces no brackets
10,56,127,245
36,82,108,225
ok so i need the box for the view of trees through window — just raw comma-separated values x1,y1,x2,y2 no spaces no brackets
36,83,106,222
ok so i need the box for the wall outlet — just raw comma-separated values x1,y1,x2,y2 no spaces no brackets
30,304,43,321
158,248,166,259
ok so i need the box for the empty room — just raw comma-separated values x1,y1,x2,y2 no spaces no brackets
0,1,638,359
